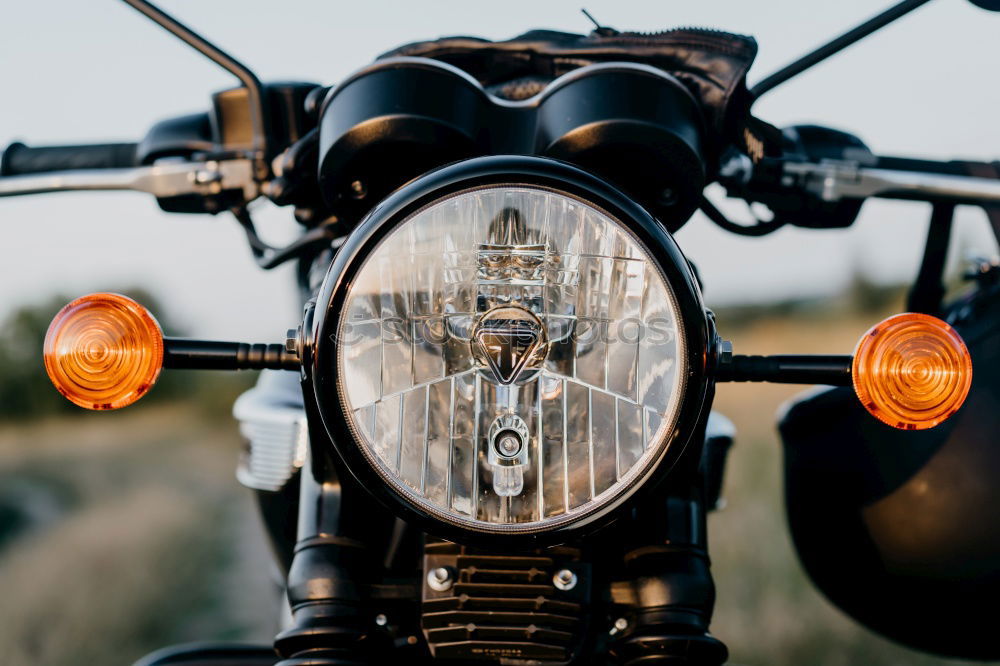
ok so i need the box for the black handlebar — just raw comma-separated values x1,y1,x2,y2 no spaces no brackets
0,141,137,176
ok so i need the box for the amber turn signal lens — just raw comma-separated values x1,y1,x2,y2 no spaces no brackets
852,312,972,430
43,293,164,410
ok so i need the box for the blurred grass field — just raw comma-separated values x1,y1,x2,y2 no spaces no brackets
0,403,279,666
0,286,997,665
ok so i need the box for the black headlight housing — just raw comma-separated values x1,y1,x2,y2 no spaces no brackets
310,156,711,546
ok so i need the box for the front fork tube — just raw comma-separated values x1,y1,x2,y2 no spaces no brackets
273,454,391,665
607,415,729,665
609,492,728,665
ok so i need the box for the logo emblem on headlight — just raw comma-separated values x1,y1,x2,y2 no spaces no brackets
471,305,547,385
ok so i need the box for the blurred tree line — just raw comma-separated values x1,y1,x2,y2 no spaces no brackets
0,289,253,420
715,267,906,332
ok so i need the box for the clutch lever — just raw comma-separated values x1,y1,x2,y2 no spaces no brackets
0,158,259,207
782,159,1000,205
723,151,1000,208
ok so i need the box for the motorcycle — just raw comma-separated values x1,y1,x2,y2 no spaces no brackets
3,0,1000,663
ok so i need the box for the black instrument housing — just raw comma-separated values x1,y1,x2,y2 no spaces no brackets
316,58,706,232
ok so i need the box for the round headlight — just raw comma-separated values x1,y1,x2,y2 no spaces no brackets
314,157,707,539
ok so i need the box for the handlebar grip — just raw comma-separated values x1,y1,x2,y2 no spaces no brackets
1,141,137,176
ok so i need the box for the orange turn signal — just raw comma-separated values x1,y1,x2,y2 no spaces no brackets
852,312,972,430
43,293,164,410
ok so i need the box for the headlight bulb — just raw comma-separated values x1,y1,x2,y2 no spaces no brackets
487,414,530,497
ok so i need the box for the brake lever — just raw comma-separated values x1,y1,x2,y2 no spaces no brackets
783,159,1000,205
0,158,258,204
724,152,1000,206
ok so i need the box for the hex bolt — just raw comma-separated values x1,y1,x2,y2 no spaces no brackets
285,328,300,355
427,566,454,592
552,568,578,591
192,165,221,185
717,339,734,366
610,617,629,635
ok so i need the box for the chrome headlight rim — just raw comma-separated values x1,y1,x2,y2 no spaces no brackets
312,155,710,545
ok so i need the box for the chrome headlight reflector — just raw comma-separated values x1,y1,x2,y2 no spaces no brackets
314,158,705,538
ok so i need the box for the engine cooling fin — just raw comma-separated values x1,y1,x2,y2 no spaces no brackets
421,541,590,662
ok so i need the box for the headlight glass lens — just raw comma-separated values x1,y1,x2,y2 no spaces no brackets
337,186,686,532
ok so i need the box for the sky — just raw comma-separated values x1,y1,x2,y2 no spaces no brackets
1,0,998,340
